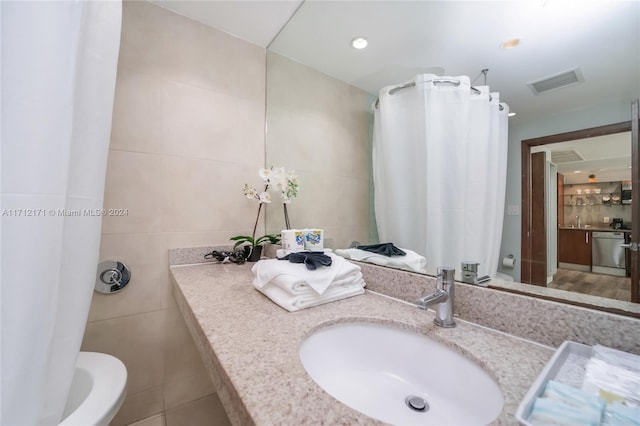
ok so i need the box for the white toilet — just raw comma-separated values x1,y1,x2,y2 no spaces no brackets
59,352,127,426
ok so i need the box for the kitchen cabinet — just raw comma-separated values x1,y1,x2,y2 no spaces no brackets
558,228,592,266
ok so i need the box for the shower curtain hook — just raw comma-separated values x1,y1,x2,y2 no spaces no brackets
481,68,489,86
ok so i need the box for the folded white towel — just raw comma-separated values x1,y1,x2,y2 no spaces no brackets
334,247,426,273
254,279,365,312
253,270,364,297
251,253,361,295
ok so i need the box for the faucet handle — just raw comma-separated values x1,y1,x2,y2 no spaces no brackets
438,267,455,278
437,267,455,289
461,261,479,273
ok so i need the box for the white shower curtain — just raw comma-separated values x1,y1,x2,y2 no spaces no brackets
373,74,508,277
1,1,121,424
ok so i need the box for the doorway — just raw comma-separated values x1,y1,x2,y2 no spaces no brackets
520,120,637,302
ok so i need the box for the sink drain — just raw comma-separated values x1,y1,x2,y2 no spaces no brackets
405,395,429,412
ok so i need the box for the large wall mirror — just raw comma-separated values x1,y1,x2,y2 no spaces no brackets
265,1,640,315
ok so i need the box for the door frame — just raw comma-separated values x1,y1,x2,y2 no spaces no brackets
521,121,632,285
631,100,639,303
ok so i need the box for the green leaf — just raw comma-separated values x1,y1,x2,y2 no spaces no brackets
233,240,247,250
230,235,257,250
254,234,281,245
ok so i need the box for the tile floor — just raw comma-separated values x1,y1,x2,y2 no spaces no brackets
127,394,230,426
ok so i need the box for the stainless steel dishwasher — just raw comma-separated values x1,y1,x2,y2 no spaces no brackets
591,231,626,276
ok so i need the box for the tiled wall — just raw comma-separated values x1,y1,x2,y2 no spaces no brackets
563,204,632,228
80,2,265,425
265,52,372,249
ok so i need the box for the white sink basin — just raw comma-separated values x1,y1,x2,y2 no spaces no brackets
299,322,504,425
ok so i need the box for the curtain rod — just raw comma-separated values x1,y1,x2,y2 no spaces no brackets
373,78,503,110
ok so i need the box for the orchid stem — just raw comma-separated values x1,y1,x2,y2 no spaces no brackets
251,184,268,244
284,203,290,230
252,203,262,243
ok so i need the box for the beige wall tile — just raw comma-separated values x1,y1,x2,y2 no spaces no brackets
266,111,334,171
266,53,371,240
88,263,168,322
160,80,264,164
110,67,164,154
165,395,230,426
102,150,164,234
163,308,209,384
111,386,164,426
89,233,169,321
163,231,246,251
118,1,167,77
333,176,371,229
159,156,264,233
82,310,166,395
162,9,265,102
267,171,369,235
99,232,168,267
86,2,267,424
324,225,372,250
164,281,178,310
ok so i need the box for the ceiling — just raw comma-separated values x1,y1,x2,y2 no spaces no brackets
153,0,639,124
532,131,631,184
148,0,302,47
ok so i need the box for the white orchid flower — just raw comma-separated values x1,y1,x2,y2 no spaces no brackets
272,177,286,192
243,184,257,199
258,168,272,182
259,191,272,203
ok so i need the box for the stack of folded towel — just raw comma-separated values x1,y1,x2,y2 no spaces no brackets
334,246,426,273
251,253,365,312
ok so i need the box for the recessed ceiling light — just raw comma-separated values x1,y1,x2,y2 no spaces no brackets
351,36,368,50
573,171,582,174
508,112,517,117
500,38,520,49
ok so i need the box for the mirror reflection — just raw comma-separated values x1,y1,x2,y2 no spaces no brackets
265,1,639,310
531,132,632,302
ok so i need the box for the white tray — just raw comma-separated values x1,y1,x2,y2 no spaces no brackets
515,341,592,425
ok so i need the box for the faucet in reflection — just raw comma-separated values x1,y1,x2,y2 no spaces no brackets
461,261,491,286
416,267,456,328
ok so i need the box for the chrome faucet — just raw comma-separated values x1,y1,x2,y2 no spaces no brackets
461,261,491,286
416,267,456,328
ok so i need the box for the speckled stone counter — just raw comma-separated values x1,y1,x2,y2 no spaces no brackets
170,262,554,425
357,262,640,354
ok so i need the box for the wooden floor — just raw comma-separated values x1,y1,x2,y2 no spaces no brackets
548,268,631,302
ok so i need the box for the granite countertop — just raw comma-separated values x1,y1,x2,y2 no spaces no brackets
170,262,555,425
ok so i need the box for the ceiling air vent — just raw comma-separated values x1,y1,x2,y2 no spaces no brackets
527,69,584,95
551,149,583,164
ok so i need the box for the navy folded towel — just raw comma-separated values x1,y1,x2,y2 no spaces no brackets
356,243,406,257
278,251,332,270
